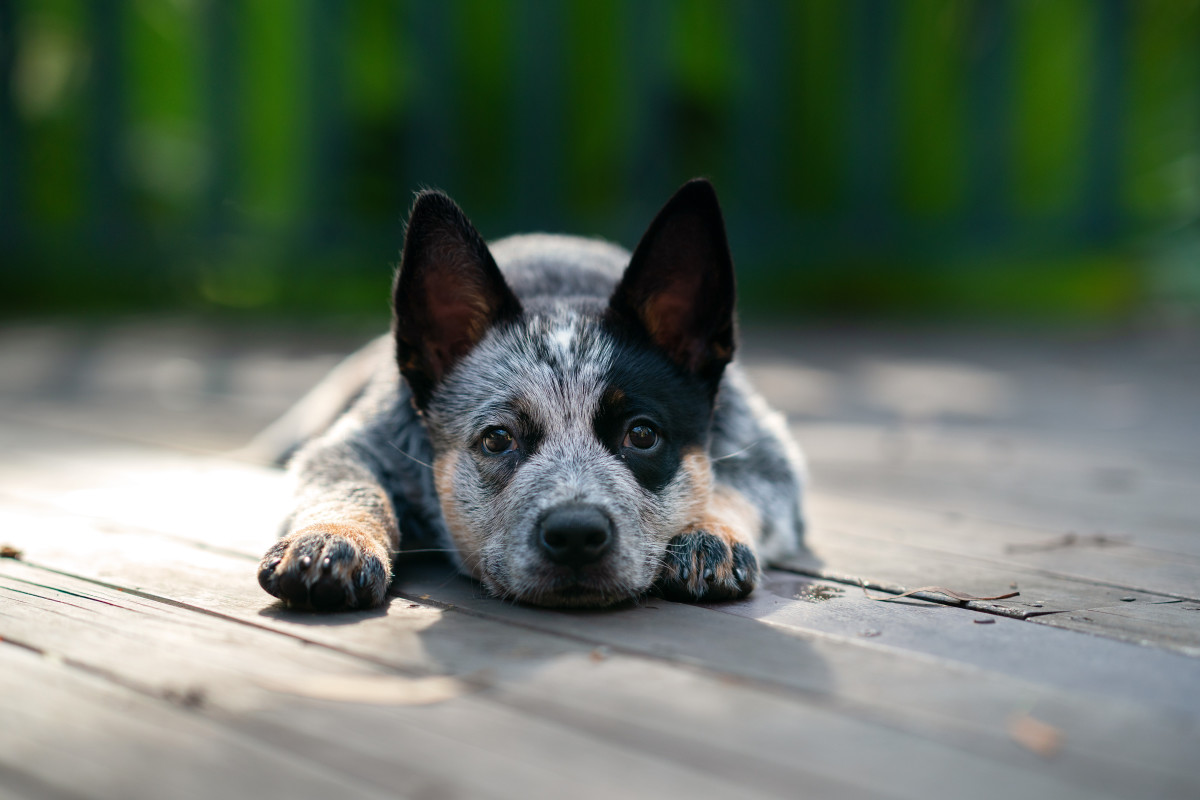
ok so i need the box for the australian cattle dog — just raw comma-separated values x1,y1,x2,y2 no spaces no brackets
257,179,806,610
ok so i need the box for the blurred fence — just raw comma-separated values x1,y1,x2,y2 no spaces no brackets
0,0,1197,317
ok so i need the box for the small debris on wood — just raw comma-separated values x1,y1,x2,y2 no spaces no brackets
0,544,23,560
973,618,996,624
1005,532,1126,554
590,646,610,662
1009,714,1063,758
164,687,207,709
860,580,1019,604
1120,596,1136,602
792,583,844,603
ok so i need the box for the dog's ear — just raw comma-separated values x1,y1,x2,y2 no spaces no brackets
393,190,521,408
608,178,736,386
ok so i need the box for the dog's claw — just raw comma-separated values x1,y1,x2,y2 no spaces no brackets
654,531,758,603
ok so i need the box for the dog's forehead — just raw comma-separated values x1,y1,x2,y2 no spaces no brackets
436,309,616,429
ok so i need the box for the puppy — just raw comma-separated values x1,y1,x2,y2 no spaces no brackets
257,179,805,610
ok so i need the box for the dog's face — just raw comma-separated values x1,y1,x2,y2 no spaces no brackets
393,180,736,606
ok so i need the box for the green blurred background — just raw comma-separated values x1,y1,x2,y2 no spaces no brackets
0,0,1198,323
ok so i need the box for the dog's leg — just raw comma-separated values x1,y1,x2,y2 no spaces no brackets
655,366,806,602
257,439,398,611
656,477,763,601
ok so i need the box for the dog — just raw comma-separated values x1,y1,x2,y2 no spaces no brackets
257,179,806,611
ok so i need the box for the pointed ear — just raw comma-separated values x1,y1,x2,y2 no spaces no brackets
608,178,736,385
393,190,521,408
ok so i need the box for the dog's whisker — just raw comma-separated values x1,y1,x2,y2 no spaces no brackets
388,440,433,470
711,439,763,462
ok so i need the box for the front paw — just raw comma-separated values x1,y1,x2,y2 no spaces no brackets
654,530,758,602
258,526,389,611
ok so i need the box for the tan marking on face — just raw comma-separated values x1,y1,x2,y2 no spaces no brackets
433,450,485,579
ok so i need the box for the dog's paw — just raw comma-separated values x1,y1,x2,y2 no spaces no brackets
654,530,758,602
257,526,389,611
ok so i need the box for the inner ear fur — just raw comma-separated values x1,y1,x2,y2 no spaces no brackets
609,178,737,385
393,190,521,408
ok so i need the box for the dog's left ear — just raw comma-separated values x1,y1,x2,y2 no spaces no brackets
608,178,736,386
393,190,522,408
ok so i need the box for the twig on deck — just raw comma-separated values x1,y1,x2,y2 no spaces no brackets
860,579,1019,603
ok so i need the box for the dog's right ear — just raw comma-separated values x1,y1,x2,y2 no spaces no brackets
393,191,522,408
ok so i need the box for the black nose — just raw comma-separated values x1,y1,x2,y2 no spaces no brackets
538,505,613,568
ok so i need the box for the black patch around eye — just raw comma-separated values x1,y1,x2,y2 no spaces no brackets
596,339,712,493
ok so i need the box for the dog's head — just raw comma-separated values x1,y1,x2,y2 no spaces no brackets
393,180,736,606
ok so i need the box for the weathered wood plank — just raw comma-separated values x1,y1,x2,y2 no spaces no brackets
741,327,1200,467
0,518,1066,799
0,561,804,800
0,646,400,800
0,322,363,453
401,567,1199,800
790,422,1200,557
781,533,1200,655
1,533,1053,800
2,502,1196,799
778,491,1200,654
804,487,1200,598
0,762,80,800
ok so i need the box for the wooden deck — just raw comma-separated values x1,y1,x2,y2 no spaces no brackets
2,320,1198,800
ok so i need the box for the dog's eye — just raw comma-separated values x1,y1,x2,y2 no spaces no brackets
481,428,518,455
623,424,658,450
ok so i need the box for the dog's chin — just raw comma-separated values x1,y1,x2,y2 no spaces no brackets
488,566,646,609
